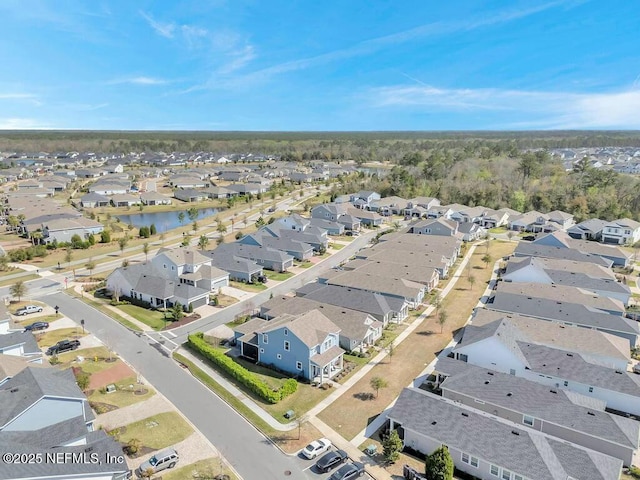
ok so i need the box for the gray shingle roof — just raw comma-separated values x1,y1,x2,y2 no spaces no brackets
299,283,404,317
389,388,622,480
519,342,640,397
488,292,639,336
469,309,631,363
514,243,613,267
437,357,639,449
0,368,85,428
0,331,40,354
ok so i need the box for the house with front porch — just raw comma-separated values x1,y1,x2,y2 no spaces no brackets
234,310,345,382
601,218,640,245
410,217,458,237
259,295,383,352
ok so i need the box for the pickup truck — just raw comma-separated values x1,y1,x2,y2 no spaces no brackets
15,305,43,316
46,339,81,356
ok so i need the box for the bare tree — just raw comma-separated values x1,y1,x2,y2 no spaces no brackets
438,310,448,334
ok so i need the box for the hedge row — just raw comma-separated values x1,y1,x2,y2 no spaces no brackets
188,333,297,404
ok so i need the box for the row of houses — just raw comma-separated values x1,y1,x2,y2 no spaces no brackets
3,195,104,244
0,305,130,480
229,228,462,383
387,224,638,479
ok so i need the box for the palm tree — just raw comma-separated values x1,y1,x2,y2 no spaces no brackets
30,231,43,245
198,235,209,250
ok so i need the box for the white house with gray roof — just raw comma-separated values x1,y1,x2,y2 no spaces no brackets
0,332,42,362
487,292,639,346
388,388,622,480
433,357,640,466
453,317,640,416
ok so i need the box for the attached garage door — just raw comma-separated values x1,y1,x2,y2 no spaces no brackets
602,236,621,244
211,277,229,290
190,296,208,309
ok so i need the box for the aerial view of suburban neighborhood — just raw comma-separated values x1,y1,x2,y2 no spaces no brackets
1,2,640,480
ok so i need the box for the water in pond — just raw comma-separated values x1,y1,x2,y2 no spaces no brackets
116,208,223,233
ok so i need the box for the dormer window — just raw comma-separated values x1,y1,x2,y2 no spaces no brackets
284,329,288,336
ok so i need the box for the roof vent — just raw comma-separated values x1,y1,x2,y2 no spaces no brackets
484,381,490,385
587,411,595,417
431,421,437,425
84,447,93,453
487,372,494,376
566,353,573,357
461,412,468,417
506,392,513,397
10,388,19,393
550,389,557,394
511,430,520,436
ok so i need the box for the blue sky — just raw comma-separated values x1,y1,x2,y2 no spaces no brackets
0,0,639,131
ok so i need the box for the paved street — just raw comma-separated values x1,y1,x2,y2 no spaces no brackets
39,292,308,480
32,229,380,480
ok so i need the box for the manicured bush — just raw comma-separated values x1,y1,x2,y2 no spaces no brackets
188,333,297,403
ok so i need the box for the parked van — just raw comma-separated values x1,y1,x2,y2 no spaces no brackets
135,449,179,478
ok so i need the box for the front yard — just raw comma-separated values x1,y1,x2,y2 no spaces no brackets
88,375,155,410
37,327,87,348
264,270,295,281
162,458,238,480
109,412,193,452
229,280,267,292
115,303,167,331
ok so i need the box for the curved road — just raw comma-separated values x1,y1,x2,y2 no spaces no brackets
34,229,379,479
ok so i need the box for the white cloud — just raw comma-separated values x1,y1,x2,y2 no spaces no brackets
108,76,169,86
234,1,572,84
0,92,42,106
140,11,176,39
0,118,51,129
218,45,257,75
367,84,640,129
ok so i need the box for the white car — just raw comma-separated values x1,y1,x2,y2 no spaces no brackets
302,438,332,459
15,305,43,316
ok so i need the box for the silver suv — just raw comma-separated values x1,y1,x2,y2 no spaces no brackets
135,449,179,478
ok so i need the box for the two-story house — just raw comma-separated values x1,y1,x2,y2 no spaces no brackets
601,218,640,245
234,310,345,383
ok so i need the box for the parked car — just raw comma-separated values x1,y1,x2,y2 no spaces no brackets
257,275,268,283
15,305,43,316
302,438,332,459
633,363,640,375
268,206,276,213
135,449,179,478
345,231,359,237
24,321,49,332
329,462,365,480
521,235,536,241
316,450,348,473
46,339,81,356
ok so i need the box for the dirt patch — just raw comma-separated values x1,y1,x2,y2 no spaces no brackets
89,361,135,390
90,401,119,414
134,388,149,396
163,313,201,330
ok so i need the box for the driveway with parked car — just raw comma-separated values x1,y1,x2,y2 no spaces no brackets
294,444,374,480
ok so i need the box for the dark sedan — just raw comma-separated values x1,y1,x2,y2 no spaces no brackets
24,321,49,332
315,450,348,473
329,462,365,480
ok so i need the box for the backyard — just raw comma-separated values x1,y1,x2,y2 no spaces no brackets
316,240,516,441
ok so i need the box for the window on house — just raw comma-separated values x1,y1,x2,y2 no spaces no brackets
509,369,516,375
284,341,290,351
284,329,288,336
514,475,523,480
589,386,594,393
502,469,512,480
263,334,268,344
490,465,499,476
563,381,568,387
462,453,469,464
163,264,167,268
296,361,302,370
470,456,479,468
523,415,534,426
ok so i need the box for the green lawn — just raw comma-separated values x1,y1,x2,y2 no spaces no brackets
264,270,294,281
16,314,60,327
296,261,313,268
229,281,267,292
57,346,112,365
0,273,40,287
89,375,155,409
69,290,142,332
115,304,167,331
37,327,87,348
329,243,345,250
488,227,507,233
112,412,191,451
162,458,238,480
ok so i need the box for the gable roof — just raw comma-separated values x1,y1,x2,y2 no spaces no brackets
156,247,211,266
514,242,613,267
0,367,86,428
488,292,640,336
469,309,631,363
436,357,640,449
0,331,40,354
389,388,622,480
298,283,404,316
325,270,425,299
